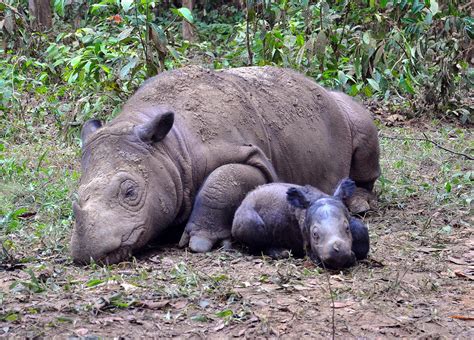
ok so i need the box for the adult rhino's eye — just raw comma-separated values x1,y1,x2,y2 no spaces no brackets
125,186,136,198
119,179,140,205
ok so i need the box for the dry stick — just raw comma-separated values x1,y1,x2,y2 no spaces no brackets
320,260,336,340
245,0,253,66
380,133,473,161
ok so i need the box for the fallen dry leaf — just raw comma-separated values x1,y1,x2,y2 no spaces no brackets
135,300,170,310
213,321,225,331
95,316,124,325
120,282,138,292
448,315,474,321
171,299,188,309
74,328,89,336
386,114,406,123
417,247,443,253
454,270,474,281
332,301,355,309
18,211,36,219
448,256,468,265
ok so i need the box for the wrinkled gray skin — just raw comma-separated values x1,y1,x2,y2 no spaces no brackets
232,179,367,269
72,66,380,264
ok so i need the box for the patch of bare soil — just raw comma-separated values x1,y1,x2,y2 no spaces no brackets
1,226,472,338
1,126,473,338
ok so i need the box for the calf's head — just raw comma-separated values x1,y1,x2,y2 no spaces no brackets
287,179,356,269
71,109,181,264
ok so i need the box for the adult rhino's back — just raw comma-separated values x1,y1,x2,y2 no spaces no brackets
121,66,353,192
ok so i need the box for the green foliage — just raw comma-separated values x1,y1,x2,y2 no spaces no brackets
240,0,472,119
1,0,471,128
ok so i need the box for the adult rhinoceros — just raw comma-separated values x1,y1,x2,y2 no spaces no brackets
71,66,380,264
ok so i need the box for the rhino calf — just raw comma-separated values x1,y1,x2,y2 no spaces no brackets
232,179,369,269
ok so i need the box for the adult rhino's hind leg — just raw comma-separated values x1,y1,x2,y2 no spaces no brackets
331,91,381,214
179,164,268,253
348,118,381,214
348,142,381,214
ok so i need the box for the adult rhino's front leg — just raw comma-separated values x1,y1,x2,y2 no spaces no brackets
179,164,268,252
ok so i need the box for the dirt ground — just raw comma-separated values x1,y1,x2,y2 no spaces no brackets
1,125,473,338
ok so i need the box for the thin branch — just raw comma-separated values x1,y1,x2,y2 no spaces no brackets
245,0,253,66
320,261,336,340
380,133,473,160
134,0,148,68
334,2,349,63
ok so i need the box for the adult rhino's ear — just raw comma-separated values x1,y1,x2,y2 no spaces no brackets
81,119,102,147
333,178,355,200
136,111,174,144
287,187,310,209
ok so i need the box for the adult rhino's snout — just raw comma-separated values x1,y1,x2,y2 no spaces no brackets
71,201,124,265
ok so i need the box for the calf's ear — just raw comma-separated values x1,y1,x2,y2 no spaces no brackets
81,119,102,147
349,217,370,260
333,178,355,200
136,111,174,144
287,187,310,209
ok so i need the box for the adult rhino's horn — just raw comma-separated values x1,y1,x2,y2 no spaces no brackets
81,119,102,147
136,111,174,144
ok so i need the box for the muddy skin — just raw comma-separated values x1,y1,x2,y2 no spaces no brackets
72,66,380,264
232,178,370,269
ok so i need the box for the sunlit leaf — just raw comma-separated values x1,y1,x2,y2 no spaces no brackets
216,309,233,318
117,27,134,42
172,8,194,24
429,0,439,16
444,182,452,193
70,55,82,68
367,78,380,92
120,57,138,79
86,278,105,287
54,0,65,17
121,0,133,12
362,31,371,45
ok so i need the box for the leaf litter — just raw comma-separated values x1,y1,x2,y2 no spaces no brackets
0,125,473,337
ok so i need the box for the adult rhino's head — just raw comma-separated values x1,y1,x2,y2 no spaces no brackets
287,179,357,269
71,107,182,264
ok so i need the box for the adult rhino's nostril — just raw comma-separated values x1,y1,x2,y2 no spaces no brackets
333,241,340,252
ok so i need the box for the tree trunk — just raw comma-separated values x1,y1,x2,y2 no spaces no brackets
28,0,52,31
182,0,196,42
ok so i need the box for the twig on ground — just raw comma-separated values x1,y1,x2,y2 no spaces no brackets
380,133,473,160
321,261,336,340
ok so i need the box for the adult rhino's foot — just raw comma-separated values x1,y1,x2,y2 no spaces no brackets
346,187,378,215
178,228,218,253
189,235,214,253
347,196,370,214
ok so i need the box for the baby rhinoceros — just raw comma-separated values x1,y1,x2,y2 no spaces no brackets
232,179,369,269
